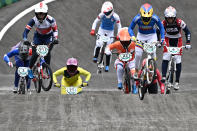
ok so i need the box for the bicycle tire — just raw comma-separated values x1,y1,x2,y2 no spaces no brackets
41,63,53,91
166,61,175,94
98,43,107,64
146,58,156,85
123,66,131,94
138,68,146,100
19,79,26,94
33,65,41,93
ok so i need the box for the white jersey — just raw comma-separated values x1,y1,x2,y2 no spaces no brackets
23,15,58,39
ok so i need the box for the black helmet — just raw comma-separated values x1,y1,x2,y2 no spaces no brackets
19,44,29,60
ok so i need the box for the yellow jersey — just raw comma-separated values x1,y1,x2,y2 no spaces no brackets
53,67,91,85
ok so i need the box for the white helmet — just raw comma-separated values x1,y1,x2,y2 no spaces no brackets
164,6,176,18
35,2,48,13
101,1,113,18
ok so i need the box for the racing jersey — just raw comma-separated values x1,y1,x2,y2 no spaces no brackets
128,14,165,40
91,12,121,33
162,18,191,43
23,15,58,40
53,67,91,85
105,41,135,61
4,47,32,63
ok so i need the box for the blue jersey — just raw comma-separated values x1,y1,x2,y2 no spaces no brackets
100,15,117,30
129,14,165,39
4,48,20,63
91,12,121,31
4,48,31,66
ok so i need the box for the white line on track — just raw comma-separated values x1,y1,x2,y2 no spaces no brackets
0,0,56,41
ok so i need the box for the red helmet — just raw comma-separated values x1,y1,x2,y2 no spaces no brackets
66,58,78,75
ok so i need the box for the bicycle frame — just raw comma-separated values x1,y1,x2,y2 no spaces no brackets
140,41,158,84
165,46,185,94
118,49,134,93
96,34,114,74
17,67,29,94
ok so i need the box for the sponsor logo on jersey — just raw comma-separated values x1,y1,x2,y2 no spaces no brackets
139,26,153,30
166,28,178,32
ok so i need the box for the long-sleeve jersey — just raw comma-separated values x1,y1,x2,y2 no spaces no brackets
162,18,191,43
105,41,136,61
91,12,121,34
4,47,31,63
128,14,165,40
23,15,58,40
53,67,91,85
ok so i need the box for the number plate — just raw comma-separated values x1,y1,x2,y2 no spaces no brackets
167,47,180,54
99,35,110,43
36,45,49,57
61,86,82,95
119,53,132,62
143,43,156,54
17,67,29,77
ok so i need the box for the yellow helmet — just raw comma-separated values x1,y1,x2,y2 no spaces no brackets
140,3,153,25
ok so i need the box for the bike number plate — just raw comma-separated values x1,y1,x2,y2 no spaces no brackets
119,53,132,62
17,67,29,77
61,87,82,95
99,35,110,43
167,47,180,54
36,45,49,57
143,43,156,53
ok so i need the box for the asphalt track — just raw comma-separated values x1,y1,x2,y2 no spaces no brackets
0,0,197,130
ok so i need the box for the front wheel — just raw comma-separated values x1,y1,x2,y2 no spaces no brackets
33,65,41,93
138,68,146,100
41,63,53,91
146,59,156,85
19,79,26,94
123,66,131,94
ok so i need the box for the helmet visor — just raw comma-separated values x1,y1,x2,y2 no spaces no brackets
120,40,131,48
35,12,47,21
67,65,77,74
166,17,175,24
104,10,112,16
142,17,151,23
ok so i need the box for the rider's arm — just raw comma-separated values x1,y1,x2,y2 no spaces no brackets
78,67,91,82
155,15,165,40
114,13,122,34
128,14,139,37
51,17,58,39
91,13,103,30
3,49,19,63
53,67,66,84
105,42,119,55
180,20,191,43
23,18,35,40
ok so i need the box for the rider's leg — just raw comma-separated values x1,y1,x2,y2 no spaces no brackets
105,54,111,72
174,55,182,90
134,46,143,77
13,69,20,93
161,52,170,83
44,44,54,65
13,60,24,93
24,60,31,90
115,59,124,89
128,60,137,94
28,46,38,79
